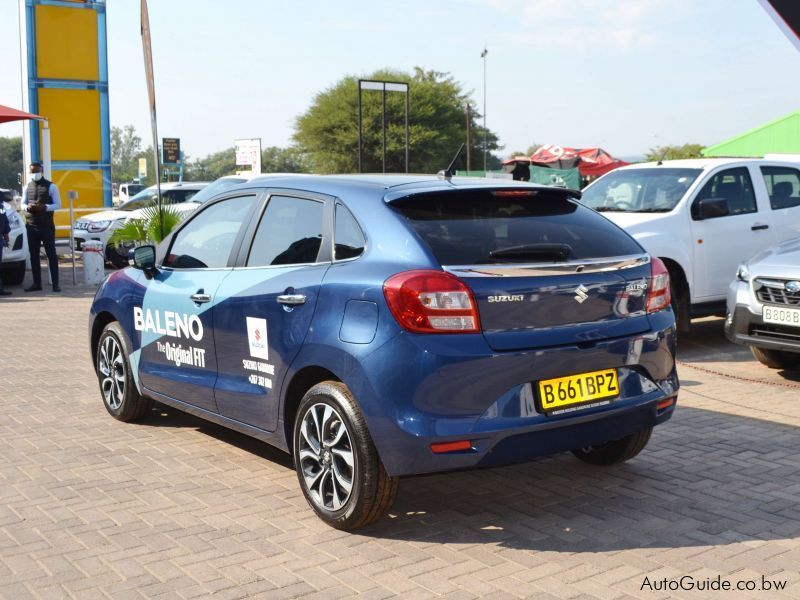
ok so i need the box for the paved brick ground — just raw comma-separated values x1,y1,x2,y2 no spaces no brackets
1,271,799,599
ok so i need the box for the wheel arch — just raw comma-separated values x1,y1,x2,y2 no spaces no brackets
90,310,117,363
659,256,690,332
282,365,342,453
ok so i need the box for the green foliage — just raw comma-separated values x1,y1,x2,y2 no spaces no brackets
0,136,23,191
185,147,236,181
644,143,705,162
293,67,502,174
109,204,184,246
261,146,309,173
111,125,144,182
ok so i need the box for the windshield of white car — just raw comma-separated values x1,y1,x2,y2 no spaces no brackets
189,177,248,204
581,168,702,213
118,188,200,211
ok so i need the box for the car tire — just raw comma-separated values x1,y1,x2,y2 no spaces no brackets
0,260,26,286
95,322,152,421
106,244,130,269
751,346,798,370
293,381,398,530
571,427,653,465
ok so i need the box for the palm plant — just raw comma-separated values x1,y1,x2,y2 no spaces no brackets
109,204,185,246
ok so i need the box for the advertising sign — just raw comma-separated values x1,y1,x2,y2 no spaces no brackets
235,138,262,174
138,157,147,179
162,138,180,164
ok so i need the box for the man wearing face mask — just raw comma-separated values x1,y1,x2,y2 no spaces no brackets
21,161,61,292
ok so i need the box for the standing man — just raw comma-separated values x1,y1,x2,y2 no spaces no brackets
22,161,61,292
0,198,11,296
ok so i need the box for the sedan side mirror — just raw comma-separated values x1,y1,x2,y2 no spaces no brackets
132,245,157,277
693,197,730,220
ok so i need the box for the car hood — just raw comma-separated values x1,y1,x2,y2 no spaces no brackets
77,209,130,223
593,211,672,230
747,237,800,274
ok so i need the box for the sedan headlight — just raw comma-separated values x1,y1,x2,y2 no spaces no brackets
736,263,750,282
88,220,112,232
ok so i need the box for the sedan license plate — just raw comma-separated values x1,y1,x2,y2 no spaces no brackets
538,369,619,414
763,305,800,328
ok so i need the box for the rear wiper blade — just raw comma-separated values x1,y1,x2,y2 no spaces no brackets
489,243,573,261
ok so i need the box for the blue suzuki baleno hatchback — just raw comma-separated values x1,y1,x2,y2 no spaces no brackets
89,175,678,529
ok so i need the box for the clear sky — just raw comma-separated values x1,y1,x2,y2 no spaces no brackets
1,0,799,161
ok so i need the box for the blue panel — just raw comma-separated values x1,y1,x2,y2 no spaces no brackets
339,300,378,344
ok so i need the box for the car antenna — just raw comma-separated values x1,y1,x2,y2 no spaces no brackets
656,147,669,166
438,143,465,181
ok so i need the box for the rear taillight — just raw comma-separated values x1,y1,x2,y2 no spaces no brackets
383,270,480,333
646,257,671,313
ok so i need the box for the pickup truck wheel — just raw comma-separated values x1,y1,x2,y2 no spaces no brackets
751,346,799,370
293,382,398,530
571,428,652,465
96,322,152,421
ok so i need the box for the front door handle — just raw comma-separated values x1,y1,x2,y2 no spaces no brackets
190,292,212,304
751,223,769,231
277,294,307,306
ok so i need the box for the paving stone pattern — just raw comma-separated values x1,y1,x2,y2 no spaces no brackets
1,275,798,598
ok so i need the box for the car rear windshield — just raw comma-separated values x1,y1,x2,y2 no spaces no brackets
392,190,643,265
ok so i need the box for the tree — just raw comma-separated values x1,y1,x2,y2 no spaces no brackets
111,125,143,182
0,136,23,191
261,146,308,173
293,67,502,174
186,147,236,181
644,143,705,162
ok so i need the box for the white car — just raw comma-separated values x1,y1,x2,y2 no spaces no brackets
0,190,28,286
581,158,800,331
726,237,800,371
72,182,207,268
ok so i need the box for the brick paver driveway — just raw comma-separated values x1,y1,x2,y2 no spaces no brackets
2,274,799,599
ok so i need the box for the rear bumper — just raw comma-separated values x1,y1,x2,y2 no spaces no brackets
354,310,678,476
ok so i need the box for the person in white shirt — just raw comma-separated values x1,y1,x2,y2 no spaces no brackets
21,161,61,292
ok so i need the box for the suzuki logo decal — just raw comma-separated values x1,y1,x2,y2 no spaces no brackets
574,284,589,303
786,281,800,294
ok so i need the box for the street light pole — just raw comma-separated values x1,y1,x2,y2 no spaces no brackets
481,47,488,173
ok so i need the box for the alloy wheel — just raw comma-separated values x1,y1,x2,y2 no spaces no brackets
98,335,125,410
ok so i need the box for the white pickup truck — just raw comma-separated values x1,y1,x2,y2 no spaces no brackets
581,158,800,331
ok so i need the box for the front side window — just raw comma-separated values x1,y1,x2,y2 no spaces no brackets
247,196,324,267
334,204,365,260
164,195,253,269
761,166,800,210
693,167,757,217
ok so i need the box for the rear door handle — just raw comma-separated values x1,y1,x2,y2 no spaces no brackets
277,294,307,306
190,292,212,304
751,224,769,231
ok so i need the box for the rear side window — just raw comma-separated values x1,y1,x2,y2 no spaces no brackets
248,196,324,266
392,190,643,265
334,204,365,260
761,166,800,210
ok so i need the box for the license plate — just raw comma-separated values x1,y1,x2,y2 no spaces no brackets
763,305,800,328
537,368,619,414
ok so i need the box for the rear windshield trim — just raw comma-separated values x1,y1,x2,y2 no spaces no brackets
444,254,650,277
383,185,581,204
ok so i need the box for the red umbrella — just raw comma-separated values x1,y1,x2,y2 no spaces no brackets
0,104,43,124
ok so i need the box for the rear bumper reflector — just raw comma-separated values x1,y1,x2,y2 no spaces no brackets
657,397,676,411
431,440,472,454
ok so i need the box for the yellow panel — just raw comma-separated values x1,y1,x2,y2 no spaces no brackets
38,88,101,161
35,5,98,81
51,170,105,238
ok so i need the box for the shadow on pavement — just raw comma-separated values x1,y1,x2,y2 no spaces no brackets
136,401,800,553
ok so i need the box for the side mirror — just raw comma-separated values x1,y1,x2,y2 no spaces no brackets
132,245,157,276
693,197,730,220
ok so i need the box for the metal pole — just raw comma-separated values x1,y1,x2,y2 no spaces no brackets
466,104,472,173
482,47,488,173
405,87,410,174
68,192,76,285
357,81,362,173
381,83,386,174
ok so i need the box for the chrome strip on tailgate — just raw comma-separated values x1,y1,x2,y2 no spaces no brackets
444,254,650,278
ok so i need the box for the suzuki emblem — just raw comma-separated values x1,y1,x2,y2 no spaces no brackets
574,284,589,303
786,281,800,294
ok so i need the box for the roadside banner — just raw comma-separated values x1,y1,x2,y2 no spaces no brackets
758,0,800,52
140,0,163,236
235,138,262,174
